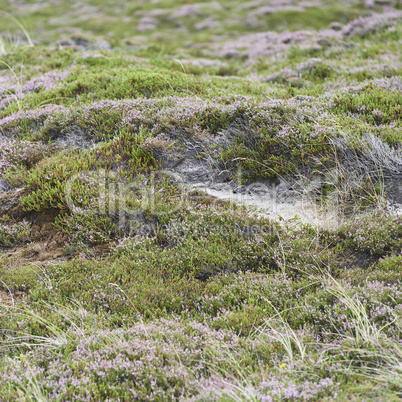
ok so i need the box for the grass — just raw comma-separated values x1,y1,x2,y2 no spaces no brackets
0,1,401,400
1,263,401,399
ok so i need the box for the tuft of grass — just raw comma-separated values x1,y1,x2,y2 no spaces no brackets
0,10,33,55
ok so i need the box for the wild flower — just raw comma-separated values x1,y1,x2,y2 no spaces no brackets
342,10,402,37
340,213,402,255
0,68,72,111
0,139,51,177
0,219,30,246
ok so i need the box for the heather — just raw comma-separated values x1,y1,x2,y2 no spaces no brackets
0,1,401,401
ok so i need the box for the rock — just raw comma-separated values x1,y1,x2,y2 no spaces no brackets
71,36,90,48
91,39,111,50
0,187,25,216
384,177,402,213
0,180,12,197
61,36,111,50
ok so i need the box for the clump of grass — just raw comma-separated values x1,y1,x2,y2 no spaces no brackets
0,10,33,56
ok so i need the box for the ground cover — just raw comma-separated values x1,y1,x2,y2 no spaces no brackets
0,1,401,400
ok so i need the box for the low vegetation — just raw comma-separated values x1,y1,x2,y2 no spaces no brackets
0,0,401,400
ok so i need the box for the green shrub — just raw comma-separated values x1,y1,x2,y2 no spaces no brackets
12,131,158,212
0,220,30,247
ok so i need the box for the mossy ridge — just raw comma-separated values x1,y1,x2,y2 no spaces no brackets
0,50,271,118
